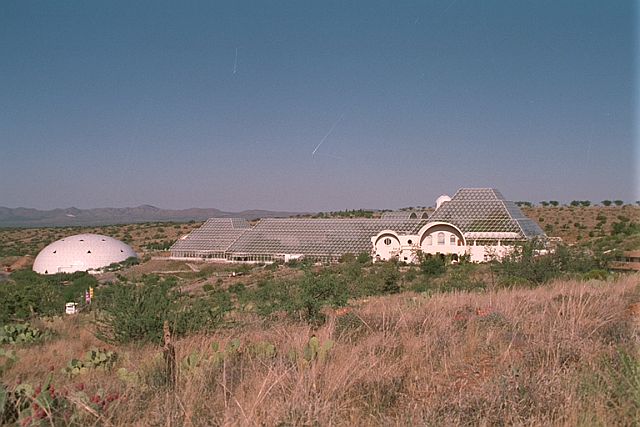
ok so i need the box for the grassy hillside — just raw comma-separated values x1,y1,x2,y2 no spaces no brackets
1,276,638,425
0,206,638,425
522,205,639,244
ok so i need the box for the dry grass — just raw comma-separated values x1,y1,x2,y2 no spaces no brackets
4,275,640,426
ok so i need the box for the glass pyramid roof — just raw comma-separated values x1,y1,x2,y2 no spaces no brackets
170,218,251,253
427,188,545,239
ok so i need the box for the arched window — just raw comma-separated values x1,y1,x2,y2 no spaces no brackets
383,238,392,245
450,235,456,245
425,235,432,245
437,232,445,245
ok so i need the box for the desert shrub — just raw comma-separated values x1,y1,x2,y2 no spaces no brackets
265,261,281,271
404,267,418,282
334,312,368,340
245,271,348,323
580,348,640,422
102,256,140,272
227,282,246,294
611,220,639,236
250,278,300,317
418,253,446,277
94,275,230,344
299,271,348,323
439,264,486,293
356,252,372,264
0,271,95,323
409,277,434,293
582,269,609,281
355,261,400,296
497,241,606,285
339,253,356,263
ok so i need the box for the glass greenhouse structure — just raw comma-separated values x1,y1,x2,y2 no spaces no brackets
170,188,546,264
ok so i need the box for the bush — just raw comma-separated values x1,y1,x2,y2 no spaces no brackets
439,265,486,293
244,271,349,324
94,275,231,344
418,253,446,277
299,272,348,323
339,253,356,263
356,252,372,264
497,241,607,286
354,261,400,296
0,271,96,323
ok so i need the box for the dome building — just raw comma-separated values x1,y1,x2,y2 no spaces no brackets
33,234,137,275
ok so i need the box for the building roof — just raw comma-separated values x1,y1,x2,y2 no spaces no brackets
170,218,251,253
33,234,137,275
227,218,426,257
381,211,429,220
426,188,545,239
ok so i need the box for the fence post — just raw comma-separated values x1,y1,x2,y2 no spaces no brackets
163,321,177,427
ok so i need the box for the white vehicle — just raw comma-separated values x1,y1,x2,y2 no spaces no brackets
65,302,78,315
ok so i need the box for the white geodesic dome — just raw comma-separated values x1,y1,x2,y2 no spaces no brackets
33,234,137,275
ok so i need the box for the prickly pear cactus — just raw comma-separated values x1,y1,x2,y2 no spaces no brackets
64,359,89,376
85,348,117,370
0,349,18,376
0,323,48,345
249,341,277,359
303,336,334,363
117,367,140,385
181,351,203,371
64,348,117,376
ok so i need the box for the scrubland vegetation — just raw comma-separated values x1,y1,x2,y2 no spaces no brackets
0,206,638,425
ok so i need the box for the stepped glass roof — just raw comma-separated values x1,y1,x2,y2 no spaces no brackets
170,218,251,253
381,211,429,220
427,188,545,239
227,218,426,257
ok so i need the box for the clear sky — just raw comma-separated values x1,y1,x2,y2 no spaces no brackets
1,1,637,211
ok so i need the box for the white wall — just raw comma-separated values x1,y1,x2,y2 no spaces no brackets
419,224,466,258
373,233,402,261
371,223,521,264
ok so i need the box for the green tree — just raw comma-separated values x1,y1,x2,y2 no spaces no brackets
602,200,612,206
614,200,624,206
94,275,230,344
300,272,348,323
418,253,446,277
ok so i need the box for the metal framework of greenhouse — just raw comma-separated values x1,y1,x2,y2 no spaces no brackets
170,217,427,263
169,188,546,264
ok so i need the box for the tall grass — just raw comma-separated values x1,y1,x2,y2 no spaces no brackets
4,275,639,426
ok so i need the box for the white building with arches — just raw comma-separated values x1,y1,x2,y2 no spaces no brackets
171,188,545,264
372,188,546,263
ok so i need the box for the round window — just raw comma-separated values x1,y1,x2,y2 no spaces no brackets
407,239,413,245
383,238,392,245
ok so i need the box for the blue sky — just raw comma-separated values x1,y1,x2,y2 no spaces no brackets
1,1,636,211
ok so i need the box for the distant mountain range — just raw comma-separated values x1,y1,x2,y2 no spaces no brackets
0,205,302,227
